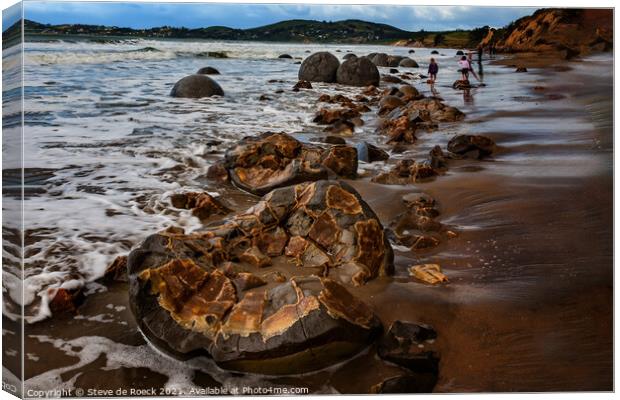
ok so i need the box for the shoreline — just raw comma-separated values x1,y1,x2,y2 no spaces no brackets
9,46,613,393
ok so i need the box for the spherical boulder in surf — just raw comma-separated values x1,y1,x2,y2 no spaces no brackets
336,56,380,87
170,74,224,98
127,180,394,374
399,58,419,68
196,66,220,75
298,51,340,83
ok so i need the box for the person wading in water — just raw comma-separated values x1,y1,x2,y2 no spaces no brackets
428,57,439,84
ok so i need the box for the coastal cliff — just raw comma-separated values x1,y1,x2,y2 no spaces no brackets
490,8,612,58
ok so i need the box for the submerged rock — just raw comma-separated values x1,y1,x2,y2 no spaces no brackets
205,51,227,58
170,74,224,98
385,192,454,252
49,288,84,314
292,80,313,91
221,132,359,195
319,135,347,145
298,52,340,83
382,75,404,84
128,180,393,374
169,192,231,221
447,134,496,159
103,255,128,282
372,159,436,184
336,56,380,87
278,54,293,59
515,66,528,72
378,321,439,373
452,80,471,90
313,108,361,125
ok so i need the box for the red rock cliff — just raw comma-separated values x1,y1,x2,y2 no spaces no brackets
494,8,612,58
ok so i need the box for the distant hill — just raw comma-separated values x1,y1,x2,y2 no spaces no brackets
8,18,486,47
18,18,418,43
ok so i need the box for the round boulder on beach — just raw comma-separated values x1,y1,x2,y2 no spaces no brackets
399,58,419,68
298,52,340,83
387,55,405,67
370,53,390,67
337,56,380,87
196,66,220,75
128,180,393,374
170,74,224,98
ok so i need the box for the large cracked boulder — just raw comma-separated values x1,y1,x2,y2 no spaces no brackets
298,52,340,83
170,74,224,98
217,132,358,196
336,56,380,87
128,180,393,374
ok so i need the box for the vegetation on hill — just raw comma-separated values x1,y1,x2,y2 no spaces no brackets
12,18,481,48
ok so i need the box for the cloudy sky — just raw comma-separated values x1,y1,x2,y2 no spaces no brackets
16,2,537,31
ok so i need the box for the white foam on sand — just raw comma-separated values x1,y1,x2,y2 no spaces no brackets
26,335,318,395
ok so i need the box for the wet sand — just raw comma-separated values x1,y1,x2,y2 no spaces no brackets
10,51,613,394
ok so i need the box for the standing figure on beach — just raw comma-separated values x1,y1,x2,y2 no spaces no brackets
467,52,480,81
458,56,470,81
428,58,439,84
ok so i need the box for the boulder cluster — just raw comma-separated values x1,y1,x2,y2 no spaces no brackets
298,51,420,87
112,46,501,390
298,51,380,86
375,86,465,146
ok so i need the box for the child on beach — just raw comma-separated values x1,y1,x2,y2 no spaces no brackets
428,58,438,84
458,55,470,81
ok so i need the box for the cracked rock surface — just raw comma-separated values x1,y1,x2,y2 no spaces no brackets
128,180,392,374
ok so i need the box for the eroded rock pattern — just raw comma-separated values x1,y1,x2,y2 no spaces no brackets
375,87,463,146
128,180,393,374
385,193,456,252
218,132,359,195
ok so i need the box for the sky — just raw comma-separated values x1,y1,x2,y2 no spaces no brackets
13,2,537,32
